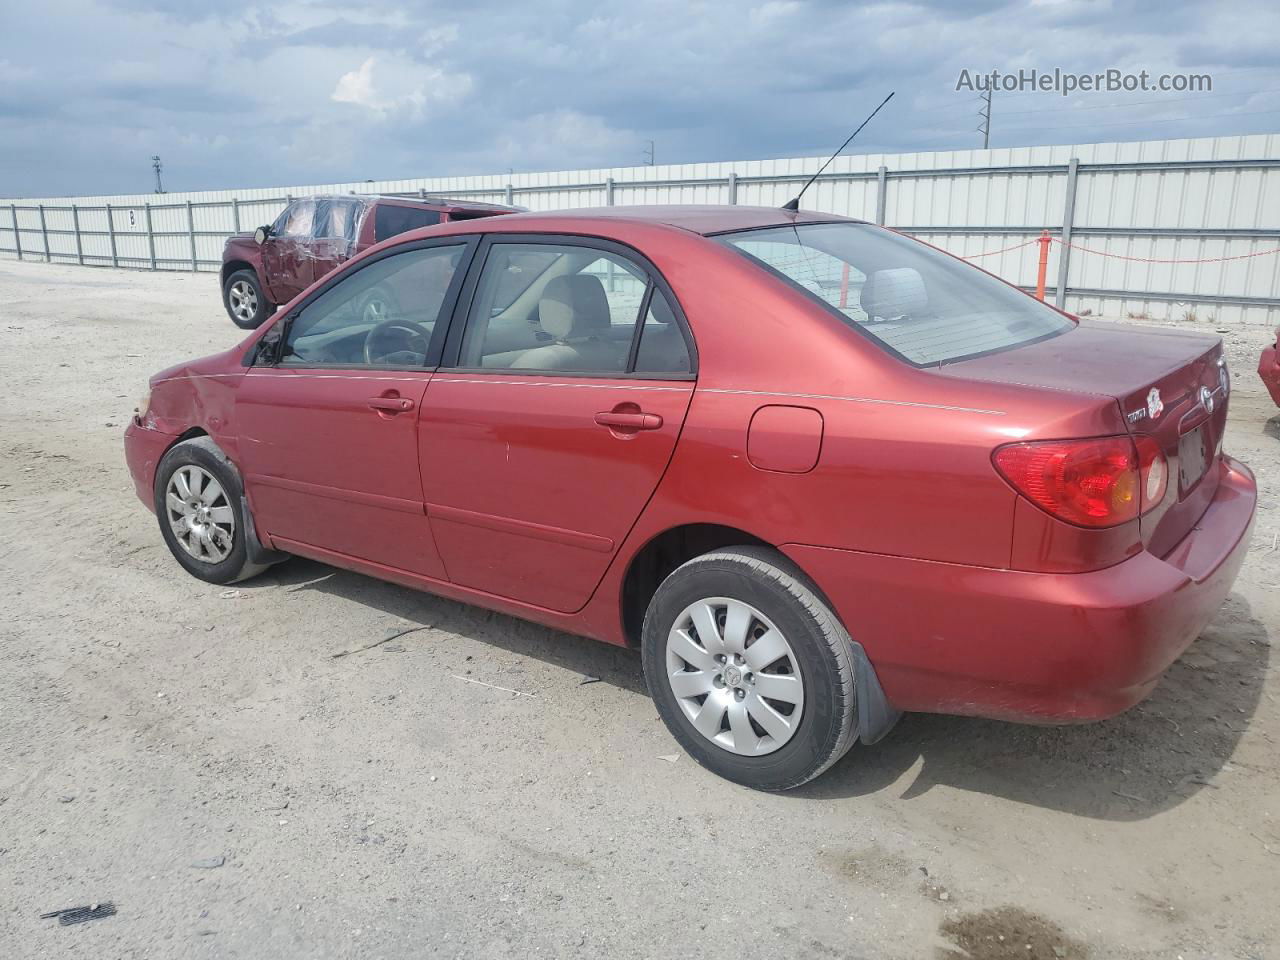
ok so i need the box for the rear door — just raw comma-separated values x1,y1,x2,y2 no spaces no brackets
310,198,365,282
261,199,317,304
418,235,697,613
235,237,476,577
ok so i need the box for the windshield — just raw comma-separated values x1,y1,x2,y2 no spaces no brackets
720,222,1074,366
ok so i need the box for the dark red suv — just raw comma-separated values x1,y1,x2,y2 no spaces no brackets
220,194,516,328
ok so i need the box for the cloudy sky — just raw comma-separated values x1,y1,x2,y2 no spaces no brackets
3,0,1278,197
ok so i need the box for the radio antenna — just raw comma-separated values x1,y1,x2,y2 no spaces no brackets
782,91,895,211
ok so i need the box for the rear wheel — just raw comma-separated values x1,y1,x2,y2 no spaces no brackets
154,437,277,584
641,547,858,790
223,269,275,330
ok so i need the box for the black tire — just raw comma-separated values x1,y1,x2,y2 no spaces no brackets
641,546,858,791
154,437,277,585
222,268,275,330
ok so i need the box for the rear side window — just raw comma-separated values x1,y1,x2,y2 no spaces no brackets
316,199,364,242
721,223,1073,367
457,241,690,377
375,205,442,242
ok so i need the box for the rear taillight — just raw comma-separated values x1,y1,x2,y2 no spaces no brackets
994,435,1167,528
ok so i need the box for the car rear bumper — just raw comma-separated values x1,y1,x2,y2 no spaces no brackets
123,419,176,511
1259,343,1280,407
784,456,1257,723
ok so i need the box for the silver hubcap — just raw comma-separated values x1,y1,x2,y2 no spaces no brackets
666,597,805,756
228,280,257,321
165,465,235,563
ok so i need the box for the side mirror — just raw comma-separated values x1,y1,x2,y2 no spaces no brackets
254,225,271,245
255,321,287,365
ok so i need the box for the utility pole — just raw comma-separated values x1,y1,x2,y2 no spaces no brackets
977,89,992,149
152,155,165,194
643,139,655,166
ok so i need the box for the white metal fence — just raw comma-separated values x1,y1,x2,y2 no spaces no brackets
3,134,1279,326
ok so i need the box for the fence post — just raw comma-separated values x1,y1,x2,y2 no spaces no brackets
1055,157,1079,309
106,203,118,267
10,204,21,261
1036,230,1051,301
875,165,888,225
186,200,198,271
727,172,738,205
38,204,50,262
504,183,514,206
605,177,615,206
145,202,157,270
419,187,427,199
231,198,241,233
72,204,84,265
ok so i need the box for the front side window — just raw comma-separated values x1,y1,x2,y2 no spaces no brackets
374,205,443,242
280,200,316,238
458,242,690,376
721,222,1074,366
280,244,466,367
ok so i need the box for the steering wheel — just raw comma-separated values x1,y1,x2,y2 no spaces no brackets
364,319,431,365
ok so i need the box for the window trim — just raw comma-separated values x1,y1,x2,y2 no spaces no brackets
439,232,697,381
243,235,480,372
716,222,1074,369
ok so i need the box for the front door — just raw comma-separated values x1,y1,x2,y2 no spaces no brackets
419,237,696,613
235,238,475,577
260,199,317,305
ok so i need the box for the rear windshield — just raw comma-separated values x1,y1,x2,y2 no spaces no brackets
720,222,1073,366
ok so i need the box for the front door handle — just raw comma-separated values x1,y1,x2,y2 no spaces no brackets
594,411,663,431
368,396,415,413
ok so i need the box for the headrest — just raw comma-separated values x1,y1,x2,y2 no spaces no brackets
861,267,927,320
539,274,611,339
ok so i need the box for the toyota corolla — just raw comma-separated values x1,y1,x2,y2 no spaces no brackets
124,206,1256,790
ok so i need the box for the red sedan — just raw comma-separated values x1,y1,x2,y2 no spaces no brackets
124,206,1256,790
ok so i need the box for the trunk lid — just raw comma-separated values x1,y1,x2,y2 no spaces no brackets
936,321,1228,554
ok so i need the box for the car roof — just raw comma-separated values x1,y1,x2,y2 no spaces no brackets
459,204,860,236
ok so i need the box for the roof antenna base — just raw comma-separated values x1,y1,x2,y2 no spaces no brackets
781,198,800,211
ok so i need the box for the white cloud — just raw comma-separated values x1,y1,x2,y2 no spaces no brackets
332,57,378,108
331,55,472,118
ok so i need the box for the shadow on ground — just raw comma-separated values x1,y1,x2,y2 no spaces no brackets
800,593,1271,820
244,562,1270,821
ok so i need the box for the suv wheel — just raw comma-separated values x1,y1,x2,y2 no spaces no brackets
223,269,275,330
641,547,858,790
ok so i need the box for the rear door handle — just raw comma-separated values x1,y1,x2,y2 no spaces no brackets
594,411,663,430
368,397,415,413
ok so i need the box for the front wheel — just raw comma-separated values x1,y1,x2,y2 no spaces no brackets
641,547,858,790
223,269,275,330
154,437,278,584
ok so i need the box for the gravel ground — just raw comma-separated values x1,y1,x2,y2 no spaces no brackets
1,258,1277,960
